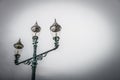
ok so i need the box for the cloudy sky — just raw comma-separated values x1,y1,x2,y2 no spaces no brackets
0,0,120,80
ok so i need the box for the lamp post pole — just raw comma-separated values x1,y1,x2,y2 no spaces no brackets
32,36,38,80
13,19,61,80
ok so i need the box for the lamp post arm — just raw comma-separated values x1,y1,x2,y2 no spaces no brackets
14,45,59,65
15,36,59,65
37,36,60,59
36,45,59,60
14,55,33,65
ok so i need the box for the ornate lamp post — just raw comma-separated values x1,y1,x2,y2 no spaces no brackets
13,19,62,80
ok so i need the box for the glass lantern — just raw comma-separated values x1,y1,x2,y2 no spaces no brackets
50,19,62,38
14,39,24,56
31,22,41,36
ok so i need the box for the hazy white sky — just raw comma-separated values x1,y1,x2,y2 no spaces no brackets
0,0,120,80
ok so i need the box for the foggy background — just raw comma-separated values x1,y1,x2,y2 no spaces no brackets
0,0,120,80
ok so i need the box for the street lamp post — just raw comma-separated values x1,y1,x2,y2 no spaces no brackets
13,19,62,80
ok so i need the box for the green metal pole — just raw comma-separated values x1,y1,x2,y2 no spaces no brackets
31,36,38,80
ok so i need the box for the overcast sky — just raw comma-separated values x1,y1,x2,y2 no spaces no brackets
0,0,120,80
